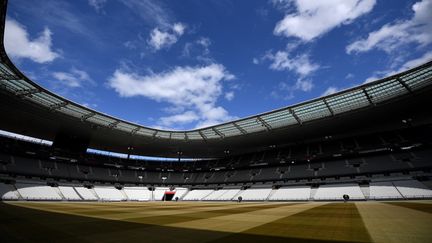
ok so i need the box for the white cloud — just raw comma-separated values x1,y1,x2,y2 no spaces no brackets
294,79,313,92
364,51,432,83
182,37,212,62
265,50,319,76
159,111,199,127
271,78,314,100
148,22,186,50
88,0,107,12
52,68,94,88
322,86,339,96
225,91,235,101
347,0,432,54
399,51,432,70
274,0,376,41
5,18,60,63
252,58,259,64
172,23,186,35
119,0,172,27
108,64,236,128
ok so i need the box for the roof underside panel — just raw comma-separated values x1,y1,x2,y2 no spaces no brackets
200,128,222,139
186,131,202,140
59,104,90,119
28,92,63,108
326,89,370,115
236,118,267,133
87,114,117,127
155,131,171,139
260,109,298,129
365,78,408,103
171,132,185,140
401,65,432,90
135,127,155,137
116,122,137,133
216,123,242,136
293,100,331,122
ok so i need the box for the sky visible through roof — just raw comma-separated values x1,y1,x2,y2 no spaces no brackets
4,0,432,131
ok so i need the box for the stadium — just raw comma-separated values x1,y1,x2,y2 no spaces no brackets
1,0,432,242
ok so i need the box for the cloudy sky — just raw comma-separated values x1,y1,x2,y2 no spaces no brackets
5,0,432,130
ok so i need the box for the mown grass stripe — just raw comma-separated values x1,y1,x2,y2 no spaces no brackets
209,203,373,243
122,203,299,225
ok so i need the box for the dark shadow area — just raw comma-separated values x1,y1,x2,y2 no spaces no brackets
0,202,347,243
385,202,432,214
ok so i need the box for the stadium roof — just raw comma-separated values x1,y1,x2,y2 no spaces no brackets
0,1,432,158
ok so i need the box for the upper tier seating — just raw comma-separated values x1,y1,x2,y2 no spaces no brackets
313,183,365,200
269,186,311,200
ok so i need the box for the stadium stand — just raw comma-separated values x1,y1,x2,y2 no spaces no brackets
237,188,273,201
173,187,188,199
202,189,227,200
58,186,81,200
369,181,404,199
268,186,311,201
182,189,214,201
218,189,241,200
393,180,432,199
93,187,126,201
0,183,20,200
153,187,170,201
313,183,365,200
16,183,62,201
74,187,98,201
123,187,151,201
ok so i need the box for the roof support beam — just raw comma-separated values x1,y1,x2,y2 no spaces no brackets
396,77,413,94
131,127,140,135
49,101,68,111
198,130,207,141
322,99,334,116
232,122,247,135
152,130,158,139
288,108,302,125
212,127,225,139
16,88,40,97
0,73,17,81
108,121,120,129
362,88,374,105
256,116,272,130
184,132,188,141
81,112,96,121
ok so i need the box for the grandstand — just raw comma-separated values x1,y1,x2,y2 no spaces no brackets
0,0,431,242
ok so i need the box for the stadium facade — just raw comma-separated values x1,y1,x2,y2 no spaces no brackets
0,0,432,202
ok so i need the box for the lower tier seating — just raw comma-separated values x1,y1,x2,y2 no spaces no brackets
1,178,432,202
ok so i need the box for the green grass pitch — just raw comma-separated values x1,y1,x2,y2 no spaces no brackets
0,201,431,242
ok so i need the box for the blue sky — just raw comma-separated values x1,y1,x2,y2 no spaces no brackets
4,0,432,130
